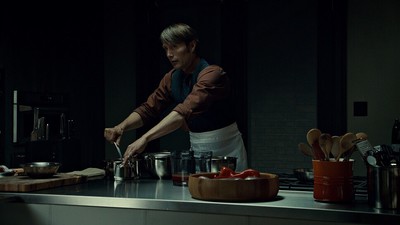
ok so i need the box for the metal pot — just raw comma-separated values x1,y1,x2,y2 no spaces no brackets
113,157,143,181
145,152,171,179
211,156,237,172
293,168,314,182
22,162,61,178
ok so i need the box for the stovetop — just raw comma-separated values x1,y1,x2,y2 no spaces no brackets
278,173,368,195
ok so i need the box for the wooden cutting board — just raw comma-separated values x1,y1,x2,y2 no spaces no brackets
0,173,86,192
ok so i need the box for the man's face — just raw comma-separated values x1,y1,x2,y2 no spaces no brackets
162,41,196,72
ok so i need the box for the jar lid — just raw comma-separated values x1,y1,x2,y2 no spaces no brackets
152,152,171,159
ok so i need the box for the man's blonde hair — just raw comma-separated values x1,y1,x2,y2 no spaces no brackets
160,23,199,46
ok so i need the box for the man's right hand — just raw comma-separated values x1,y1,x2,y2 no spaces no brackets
104,127,123,144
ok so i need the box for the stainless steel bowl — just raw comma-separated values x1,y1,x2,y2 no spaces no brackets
22,162,61,178
293,168,314,182
211,156,237,172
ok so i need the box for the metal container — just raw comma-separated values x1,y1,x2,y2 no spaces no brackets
367,165,400,209
211,156,237,172
113,158,143,181
145,152,172,179
22,162,61,178
293,168,314,182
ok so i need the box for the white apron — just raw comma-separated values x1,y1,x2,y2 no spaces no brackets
189,122,248,172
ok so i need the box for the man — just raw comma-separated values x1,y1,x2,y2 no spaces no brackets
104,23,248,171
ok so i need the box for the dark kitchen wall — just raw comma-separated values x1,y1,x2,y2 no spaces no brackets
248,0,350,174
0,1,105,168
247,0,319,173
347,0,400,176
103,1,137,159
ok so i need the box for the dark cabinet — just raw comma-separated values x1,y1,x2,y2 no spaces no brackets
24,139,82,172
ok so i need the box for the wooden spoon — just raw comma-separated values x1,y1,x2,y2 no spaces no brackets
330,136,340,159
298,143,314,159
307,128,321,146
319,133,332,160
356,132,368,140
336,132,357,161
306,128,324,160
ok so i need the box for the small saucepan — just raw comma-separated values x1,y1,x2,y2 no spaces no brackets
113,157,144,181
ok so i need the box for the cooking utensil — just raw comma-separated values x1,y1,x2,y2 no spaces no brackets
33,107,39,130
306,128,325,160
306,128,321,145
113,158,138,180
293,168,314,182
350,132,369,161
331,136,340,159
313,159,354,202
319,133,332,160
38,117,45,140
60,113,66,139
356,132,368,140
21,162,61,178
367,155,379,167
113,142,123,159
298,143,314,158
367,165,400,209
336,133,357,161
30,107,40,141
355,139,374,161
145,151,172,179
340,133,357,150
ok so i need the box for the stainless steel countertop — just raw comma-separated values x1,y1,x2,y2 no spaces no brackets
1,178,399,224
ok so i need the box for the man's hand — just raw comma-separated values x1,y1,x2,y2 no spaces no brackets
104,127,123,144
123,136,148,165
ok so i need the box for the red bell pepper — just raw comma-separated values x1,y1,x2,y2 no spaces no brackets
214,166,235,179
214,167,261,179
231,169,260,179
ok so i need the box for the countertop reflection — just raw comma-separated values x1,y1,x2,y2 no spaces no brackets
1,178,399,224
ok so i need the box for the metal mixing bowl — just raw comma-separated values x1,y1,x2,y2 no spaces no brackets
22,162,61,178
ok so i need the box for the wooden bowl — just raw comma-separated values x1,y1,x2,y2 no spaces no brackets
188,172,279,202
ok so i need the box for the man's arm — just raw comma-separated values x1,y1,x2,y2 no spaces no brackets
123,111,185,162
115,111,144,132
104,112,144,144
